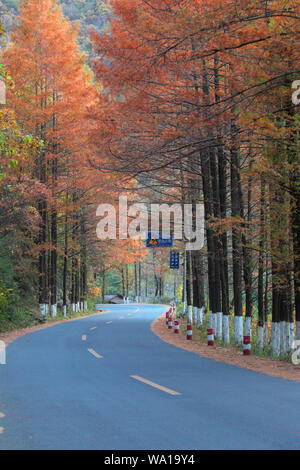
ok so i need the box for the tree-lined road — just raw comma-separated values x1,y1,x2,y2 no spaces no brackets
0,304,299,450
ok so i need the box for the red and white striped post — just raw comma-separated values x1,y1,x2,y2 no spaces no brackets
207,328,214,346
168,314,173,330
186,323,193,340
243,335,251,355
166,310,170,325
174,319,180,334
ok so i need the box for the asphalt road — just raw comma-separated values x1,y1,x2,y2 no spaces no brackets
0,304,299,450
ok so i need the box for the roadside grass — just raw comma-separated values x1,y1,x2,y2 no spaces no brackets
45,307,100,324
0,303,34,332
0,299,102,333
149,296,173,305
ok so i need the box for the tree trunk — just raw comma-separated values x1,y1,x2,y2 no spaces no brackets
122,267,125,298
50,157,57,318
239,165,253,336
230,121,243,344
291,143,300,342
38,148,48,315
192,250,205,326
218,139,229,317
134,261,138,300
200,59,217,333
62,209,68,317
186,250,193,322
102,271,106,303
210,145,223,338
138,261,141,299
257,178,265,350
80,213,87,311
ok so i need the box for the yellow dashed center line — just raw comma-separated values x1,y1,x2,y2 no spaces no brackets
127,308,139,317
0,427,4,434
0,413,5,419
82,335,87,341
130,375,181,396
90,327,97,331
88,348,103,359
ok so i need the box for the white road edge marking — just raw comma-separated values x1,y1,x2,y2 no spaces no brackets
130,375,181,396
106,321,112,324
82,335,87,341
88,348,103,359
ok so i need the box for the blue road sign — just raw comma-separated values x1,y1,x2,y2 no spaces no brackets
146,233,173,248
170,251,180,269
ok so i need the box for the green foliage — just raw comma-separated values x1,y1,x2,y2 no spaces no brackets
0,59,41,331
150,296,172,304
105,269,121,294
0,245,22,331
0,238,37,331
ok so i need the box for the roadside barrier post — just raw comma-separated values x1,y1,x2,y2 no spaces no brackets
243,335,251,355
187,323,193,340
207,328,214,346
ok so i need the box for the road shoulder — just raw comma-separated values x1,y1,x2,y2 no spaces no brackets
151,314,300,382
0,310,108,346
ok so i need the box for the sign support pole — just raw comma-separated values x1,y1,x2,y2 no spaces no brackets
183,243,187,316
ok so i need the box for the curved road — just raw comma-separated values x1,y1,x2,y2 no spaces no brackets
0,304,299,450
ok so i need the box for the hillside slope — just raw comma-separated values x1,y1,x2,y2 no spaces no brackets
0,0,109,53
